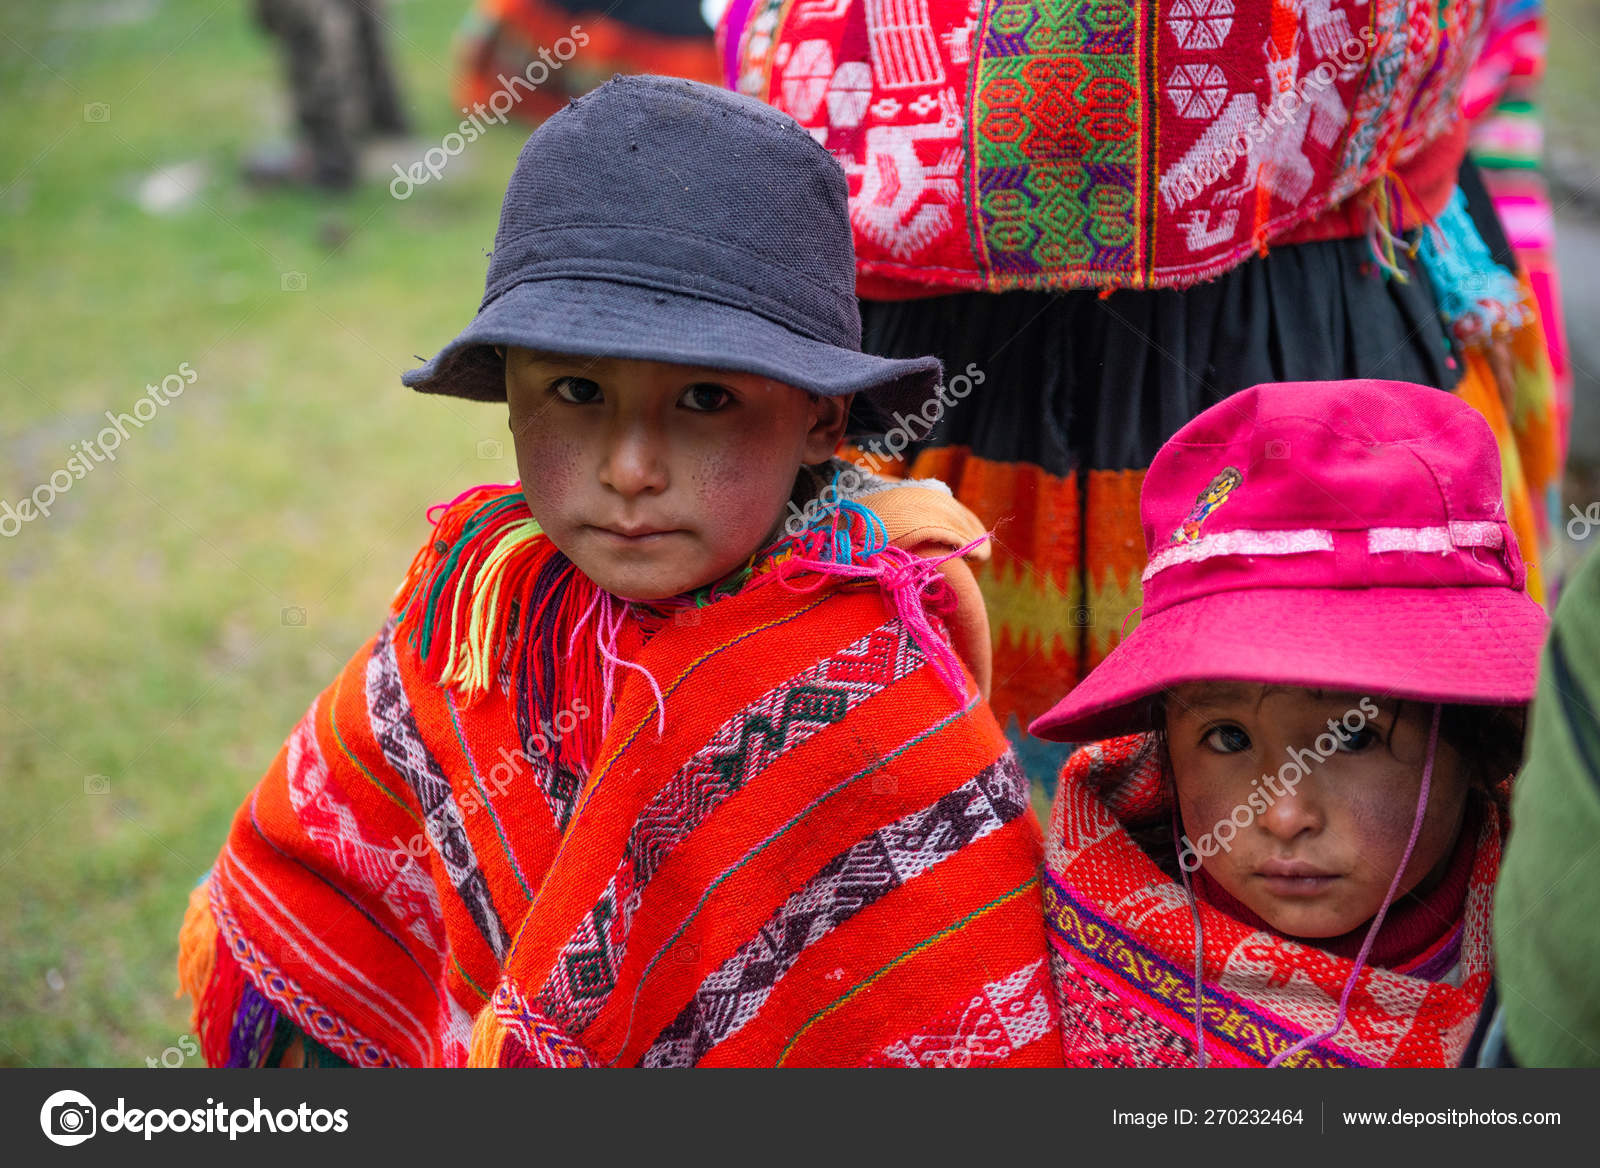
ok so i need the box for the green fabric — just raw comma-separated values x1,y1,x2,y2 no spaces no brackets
1495,548,1600,1066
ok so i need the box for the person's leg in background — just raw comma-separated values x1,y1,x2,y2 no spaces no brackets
349,0,410,137
246,0,369,190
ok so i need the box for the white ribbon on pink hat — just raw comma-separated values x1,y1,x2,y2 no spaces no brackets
1141,521,1505,584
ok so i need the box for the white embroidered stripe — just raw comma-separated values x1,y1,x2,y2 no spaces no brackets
1367,521,1504,553
1142,523,1505,583
1141,529,1332,583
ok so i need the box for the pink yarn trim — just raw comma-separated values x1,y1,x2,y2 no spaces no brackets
568,587,667,746
426,483,516,526
776,533,989,702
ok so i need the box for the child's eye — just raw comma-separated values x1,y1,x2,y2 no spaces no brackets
1336,727,1379,752
552,377,601,404
680,383,732,412
1201,725,1251,753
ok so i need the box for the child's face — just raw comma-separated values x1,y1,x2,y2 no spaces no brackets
503,347,850,601
1165,683,1471,939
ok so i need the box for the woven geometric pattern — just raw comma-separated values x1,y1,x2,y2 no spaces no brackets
734,0,1493,292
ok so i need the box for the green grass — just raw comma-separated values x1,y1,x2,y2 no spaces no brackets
0,0,529,1067
1545,0,1600,168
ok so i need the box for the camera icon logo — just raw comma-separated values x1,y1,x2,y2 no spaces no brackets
1265,439,1291,460
84,774,110,796
476,438,504,460
671,941,701,964
672,607,702,627
40,1089,97,1146
1068,605,1094,627
83,103,110,122
280,271,307,292
281,606,307,627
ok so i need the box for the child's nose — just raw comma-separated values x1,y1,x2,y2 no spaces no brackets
1257,784,1324,841
598,422,668,497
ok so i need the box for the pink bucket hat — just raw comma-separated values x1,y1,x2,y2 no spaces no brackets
1029,380,1550,743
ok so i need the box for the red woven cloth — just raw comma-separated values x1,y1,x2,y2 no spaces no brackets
181,489,1059,1067
726,0,1485,294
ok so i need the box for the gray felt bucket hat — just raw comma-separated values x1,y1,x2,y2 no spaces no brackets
402,74,941,404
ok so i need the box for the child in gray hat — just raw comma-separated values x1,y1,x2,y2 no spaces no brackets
179,75,1059,1069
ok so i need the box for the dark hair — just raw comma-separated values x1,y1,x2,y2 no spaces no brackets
1412,701,1526,792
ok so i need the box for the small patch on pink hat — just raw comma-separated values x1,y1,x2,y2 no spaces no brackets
1171,465,1242,545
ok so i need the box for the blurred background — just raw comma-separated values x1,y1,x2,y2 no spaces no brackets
0,0,1594,1067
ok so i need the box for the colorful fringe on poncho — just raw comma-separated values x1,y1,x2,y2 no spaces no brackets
1415,184,1563,605
1044,736,1500,1067
178,482,1060,1067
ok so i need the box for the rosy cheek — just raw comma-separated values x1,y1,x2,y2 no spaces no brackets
690,425,793,518
694,447,744,494
1182,790,1237,845
1340,781,1413,867
1409,781,1470,879
518,431,583,516
1173,770,1232,844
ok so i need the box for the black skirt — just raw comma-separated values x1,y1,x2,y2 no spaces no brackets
537,0,711,38
857,232,1458,476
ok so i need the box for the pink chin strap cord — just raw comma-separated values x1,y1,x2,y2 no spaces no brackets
1177,703,1444,1069
1173,805,1210,1067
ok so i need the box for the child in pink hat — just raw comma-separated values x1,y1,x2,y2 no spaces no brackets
1030,379,1548,1068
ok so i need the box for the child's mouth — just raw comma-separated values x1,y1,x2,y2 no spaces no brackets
588,525,684,545
1257,874,1339,897
1255,860,1339,897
